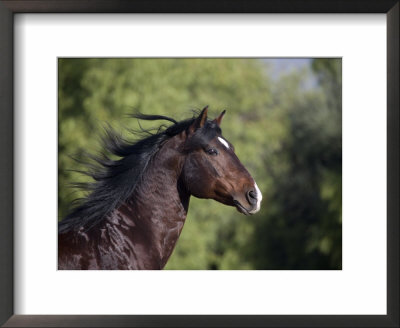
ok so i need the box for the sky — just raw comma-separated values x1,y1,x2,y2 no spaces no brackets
261,58,312,80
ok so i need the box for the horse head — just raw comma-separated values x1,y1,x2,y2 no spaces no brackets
182,106,262,215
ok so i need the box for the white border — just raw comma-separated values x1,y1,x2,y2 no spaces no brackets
14,14,387,315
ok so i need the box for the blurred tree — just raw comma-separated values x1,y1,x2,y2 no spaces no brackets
246,58,342,269
58,58,342,270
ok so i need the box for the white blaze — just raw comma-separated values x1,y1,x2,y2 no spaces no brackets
249,182,262,214
218,137,229,149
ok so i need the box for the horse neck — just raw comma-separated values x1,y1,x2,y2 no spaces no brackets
106,134,190,268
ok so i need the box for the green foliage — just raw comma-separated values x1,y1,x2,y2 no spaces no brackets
246,59,342,269
58,58,342,270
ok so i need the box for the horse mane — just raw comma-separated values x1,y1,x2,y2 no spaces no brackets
59,113,198,233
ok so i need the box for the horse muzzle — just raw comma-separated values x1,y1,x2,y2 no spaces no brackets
234,183,262,215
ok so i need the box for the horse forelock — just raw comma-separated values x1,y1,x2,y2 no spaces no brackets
184,120,222,151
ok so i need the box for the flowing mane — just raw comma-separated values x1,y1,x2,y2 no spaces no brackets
59,113,196,233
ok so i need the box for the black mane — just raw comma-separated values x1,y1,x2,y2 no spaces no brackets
58,112,221,233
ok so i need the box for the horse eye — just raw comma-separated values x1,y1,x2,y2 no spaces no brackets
206,148,219,156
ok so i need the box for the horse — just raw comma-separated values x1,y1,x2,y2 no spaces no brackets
58,106,262,269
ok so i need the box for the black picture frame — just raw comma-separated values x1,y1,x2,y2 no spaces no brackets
0,1,398,327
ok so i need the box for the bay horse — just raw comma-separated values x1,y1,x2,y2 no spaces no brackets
58,107,262,269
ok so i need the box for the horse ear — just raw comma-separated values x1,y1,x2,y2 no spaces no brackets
189,106,208,133
214,110,226,126
197,106,208,128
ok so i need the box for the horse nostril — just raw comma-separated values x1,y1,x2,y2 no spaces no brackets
247,190,257,205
